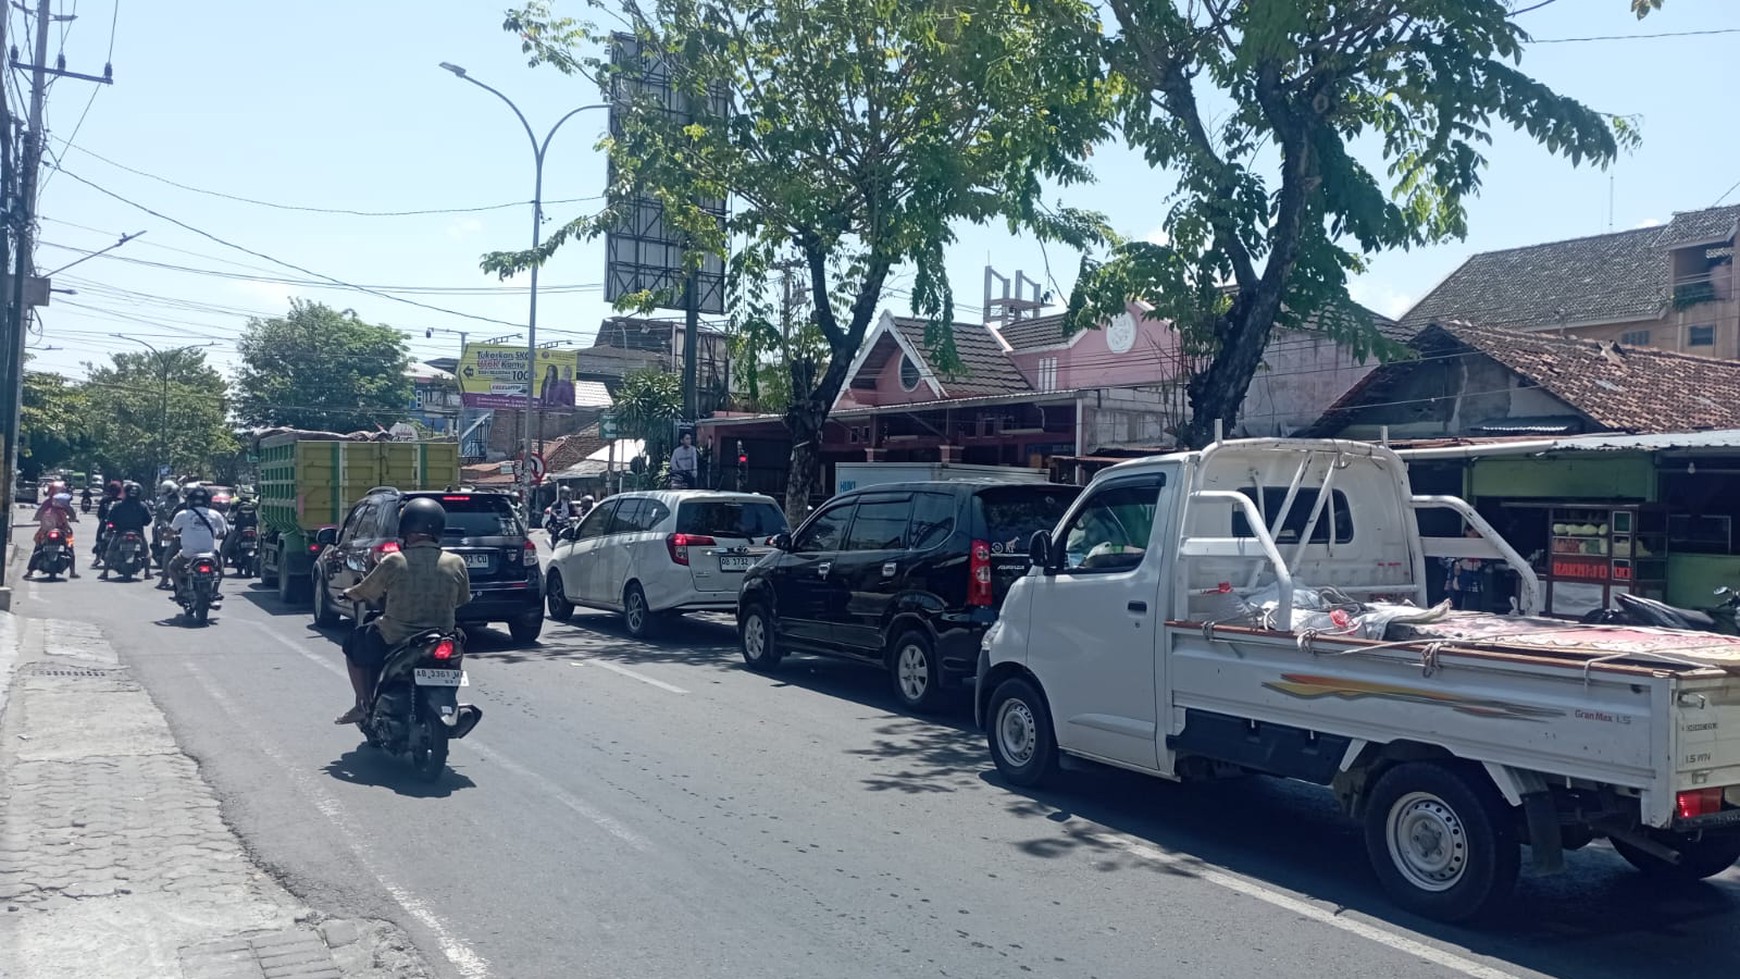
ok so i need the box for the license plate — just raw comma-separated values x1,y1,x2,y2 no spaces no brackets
719,555,754,572
413,669,468,687
464,553,491,568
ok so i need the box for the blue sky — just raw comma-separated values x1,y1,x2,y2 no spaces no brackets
22,0,1740,383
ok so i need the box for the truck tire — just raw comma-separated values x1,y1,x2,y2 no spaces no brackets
1612,833,1740,882
1363,762,1519,922
985,677,1058,788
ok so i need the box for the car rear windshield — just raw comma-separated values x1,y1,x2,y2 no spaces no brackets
676,499,787,539
409,494,522,537
976,486,1081,553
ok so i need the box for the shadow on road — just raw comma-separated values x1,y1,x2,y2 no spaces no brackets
976,761,1740,978
234,585,312,617
322,746,477,798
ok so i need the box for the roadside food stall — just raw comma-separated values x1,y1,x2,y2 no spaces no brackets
1394,429,1740,618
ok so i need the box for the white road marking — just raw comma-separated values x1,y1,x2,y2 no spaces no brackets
1078,829,1520,979
184,661,491,979
253,628,655,852
578,659,689,694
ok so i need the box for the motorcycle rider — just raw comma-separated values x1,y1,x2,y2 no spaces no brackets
100,482,153,579
79,486,93,513
578,493,595,517
165,485,228,604
334,497,471,725
26,490,79,578
221,492,259,569
547,485,577,532
92,480,122,566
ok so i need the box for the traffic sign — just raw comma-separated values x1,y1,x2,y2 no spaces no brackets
599,412,619,440
513,452,547,485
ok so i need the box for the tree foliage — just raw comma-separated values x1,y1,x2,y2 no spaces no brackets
612,366,683,467
1063,0,1633,446
491,0,1113,515
19,362,88,479
233,300,412,433
82,347,234,482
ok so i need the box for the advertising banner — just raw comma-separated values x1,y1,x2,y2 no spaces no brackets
457,344,580,409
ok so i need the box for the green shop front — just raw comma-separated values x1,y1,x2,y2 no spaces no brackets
1396,431,1740,618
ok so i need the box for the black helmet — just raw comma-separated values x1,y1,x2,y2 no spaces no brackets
186,486,211,507
123,480,141,497
398,497,447,540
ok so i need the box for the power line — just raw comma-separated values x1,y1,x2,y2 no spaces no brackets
1715,176,1740,208
37,0,116,196
1532,27,1740,43
55,138,605,217
41,166,547,329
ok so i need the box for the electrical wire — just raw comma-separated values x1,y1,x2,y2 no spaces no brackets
55,138,605,217
37,0,115,196
1532,27,1740,43
1716,176,1740,209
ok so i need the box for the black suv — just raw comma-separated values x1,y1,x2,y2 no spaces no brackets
736,480,1081,711
312,488,545,644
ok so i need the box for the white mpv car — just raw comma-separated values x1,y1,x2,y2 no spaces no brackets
544,490,788,638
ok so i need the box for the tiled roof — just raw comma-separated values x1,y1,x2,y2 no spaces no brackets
994,313,1071,352
544,423,608,472
1313,321,1740,434
1397,205,1740,333
889,318,1031,397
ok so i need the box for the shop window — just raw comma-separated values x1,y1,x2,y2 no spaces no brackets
1687,324,1716,347
1620,329,1650,346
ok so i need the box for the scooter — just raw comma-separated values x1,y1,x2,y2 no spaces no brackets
355,613,483,781
1581,587,1740,634
230,527,259,577
106,530,149,581
173,553,222,625
30,530,71,580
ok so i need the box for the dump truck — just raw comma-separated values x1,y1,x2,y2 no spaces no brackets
255,433,460,605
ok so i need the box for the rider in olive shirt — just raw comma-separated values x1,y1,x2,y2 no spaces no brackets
335,497,471,724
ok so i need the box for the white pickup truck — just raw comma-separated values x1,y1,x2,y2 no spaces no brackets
977,438,1740,922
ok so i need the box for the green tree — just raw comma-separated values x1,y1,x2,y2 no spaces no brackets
491,0,1111,517
83,347,234,482
1062,1,1634,447
233,300,412,433
612,367,683,474
19,362,89,480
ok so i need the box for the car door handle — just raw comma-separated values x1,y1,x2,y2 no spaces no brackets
882,562,898,577
1127,600,1148,613
817,561,831,577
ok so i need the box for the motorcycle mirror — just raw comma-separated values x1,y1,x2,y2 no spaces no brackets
1717,586,1733,597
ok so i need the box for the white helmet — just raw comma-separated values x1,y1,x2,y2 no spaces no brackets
581,494,595,504
159,480,179,496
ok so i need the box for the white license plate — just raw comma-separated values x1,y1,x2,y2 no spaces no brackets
464,553,491,568
719,555,754,572
413,669,468,687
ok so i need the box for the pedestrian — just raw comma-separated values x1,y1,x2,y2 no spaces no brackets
669,431,698,489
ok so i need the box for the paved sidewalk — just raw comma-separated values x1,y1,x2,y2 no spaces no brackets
0,614,431,979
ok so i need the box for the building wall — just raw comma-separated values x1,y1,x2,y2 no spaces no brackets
1328,351,1581,440
1559,256,1737,359
1234,330,1386,437
1469,455,1656,501
1077,386,1178,451
1006,307,1182,392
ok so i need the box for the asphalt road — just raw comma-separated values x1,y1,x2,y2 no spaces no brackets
13,526,1740,979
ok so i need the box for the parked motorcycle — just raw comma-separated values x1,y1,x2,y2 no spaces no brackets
108,530,149,581
174,553,222,625
1581,587,1740,634
30,530,71,580
355,617,482,781
230,527,259,577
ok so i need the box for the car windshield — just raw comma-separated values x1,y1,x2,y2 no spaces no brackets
676,499,788,539
976,486,1082,554
410,495,522,538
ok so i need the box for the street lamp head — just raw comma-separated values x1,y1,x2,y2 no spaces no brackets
439,62,467,78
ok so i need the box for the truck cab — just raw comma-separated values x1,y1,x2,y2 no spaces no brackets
978,438,1740,922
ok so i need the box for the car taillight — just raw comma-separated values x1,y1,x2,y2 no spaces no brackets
1678,787,1724,820
510,538,536,565
432,639,455,661
969,539,994,607
308,543,322,554
666,532,716,565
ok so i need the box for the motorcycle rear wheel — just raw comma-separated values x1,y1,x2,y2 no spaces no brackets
410,716,449,781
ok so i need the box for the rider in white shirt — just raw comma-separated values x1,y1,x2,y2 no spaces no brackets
168,485,229,603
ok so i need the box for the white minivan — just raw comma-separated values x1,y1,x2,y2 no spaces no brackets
544,490,787,638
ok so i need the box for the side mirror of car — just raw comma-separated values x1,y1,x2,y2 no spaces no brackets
770,532,792,551
314,527,338,547
1028,531,1055,573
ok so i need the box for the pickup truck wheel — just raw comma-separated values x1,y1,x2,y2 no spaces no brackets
986,677,1058,788
545,570,575,622
1364,762,1519,923
622,582,655,640
312,575,340,627
1612,833,1740,882
890,630,942,713
739,604,783,672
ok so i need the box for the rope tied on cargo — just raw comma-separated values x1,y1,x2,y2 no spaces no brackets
1420,642,1444,678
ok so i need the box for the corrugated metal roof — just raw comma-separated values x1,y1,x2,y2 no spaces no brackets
1395,428,1740,460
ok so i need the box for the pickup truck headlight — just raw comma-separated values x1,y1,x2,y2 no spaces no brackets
981,620,1003,653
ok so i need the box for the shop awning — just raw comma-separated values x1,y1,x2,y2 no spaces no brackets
1394,428,1740,460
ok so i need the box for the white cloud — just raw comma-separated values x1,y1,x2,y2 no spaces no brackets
1142,224,1170,246
1633,217,1663,229
445,217,485,241
1348,281,1414,320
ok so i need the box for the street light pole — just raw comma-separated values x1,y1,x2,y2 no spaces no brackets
439,62,604,500
113,336,216,482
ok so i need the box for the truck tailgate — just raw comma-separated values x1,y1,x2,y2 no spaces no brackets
1673,675,1740,804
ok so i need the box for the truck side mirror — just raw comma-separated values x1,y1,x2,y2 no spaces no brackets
1028,531,1054,573
314,527,338,547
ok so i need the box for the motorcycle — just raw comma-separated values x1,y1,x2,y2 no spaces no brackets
174,553,222,625
31,529,71,579
230,527,259,577
356,616,483,780
108,530,149,581
1581,587,1740,634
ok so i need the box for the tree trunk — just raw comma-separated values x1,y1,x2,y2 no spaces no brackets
782,405,824,524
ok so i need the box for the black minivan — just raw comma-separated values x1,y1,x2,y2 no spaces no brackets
736,480,1080,711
